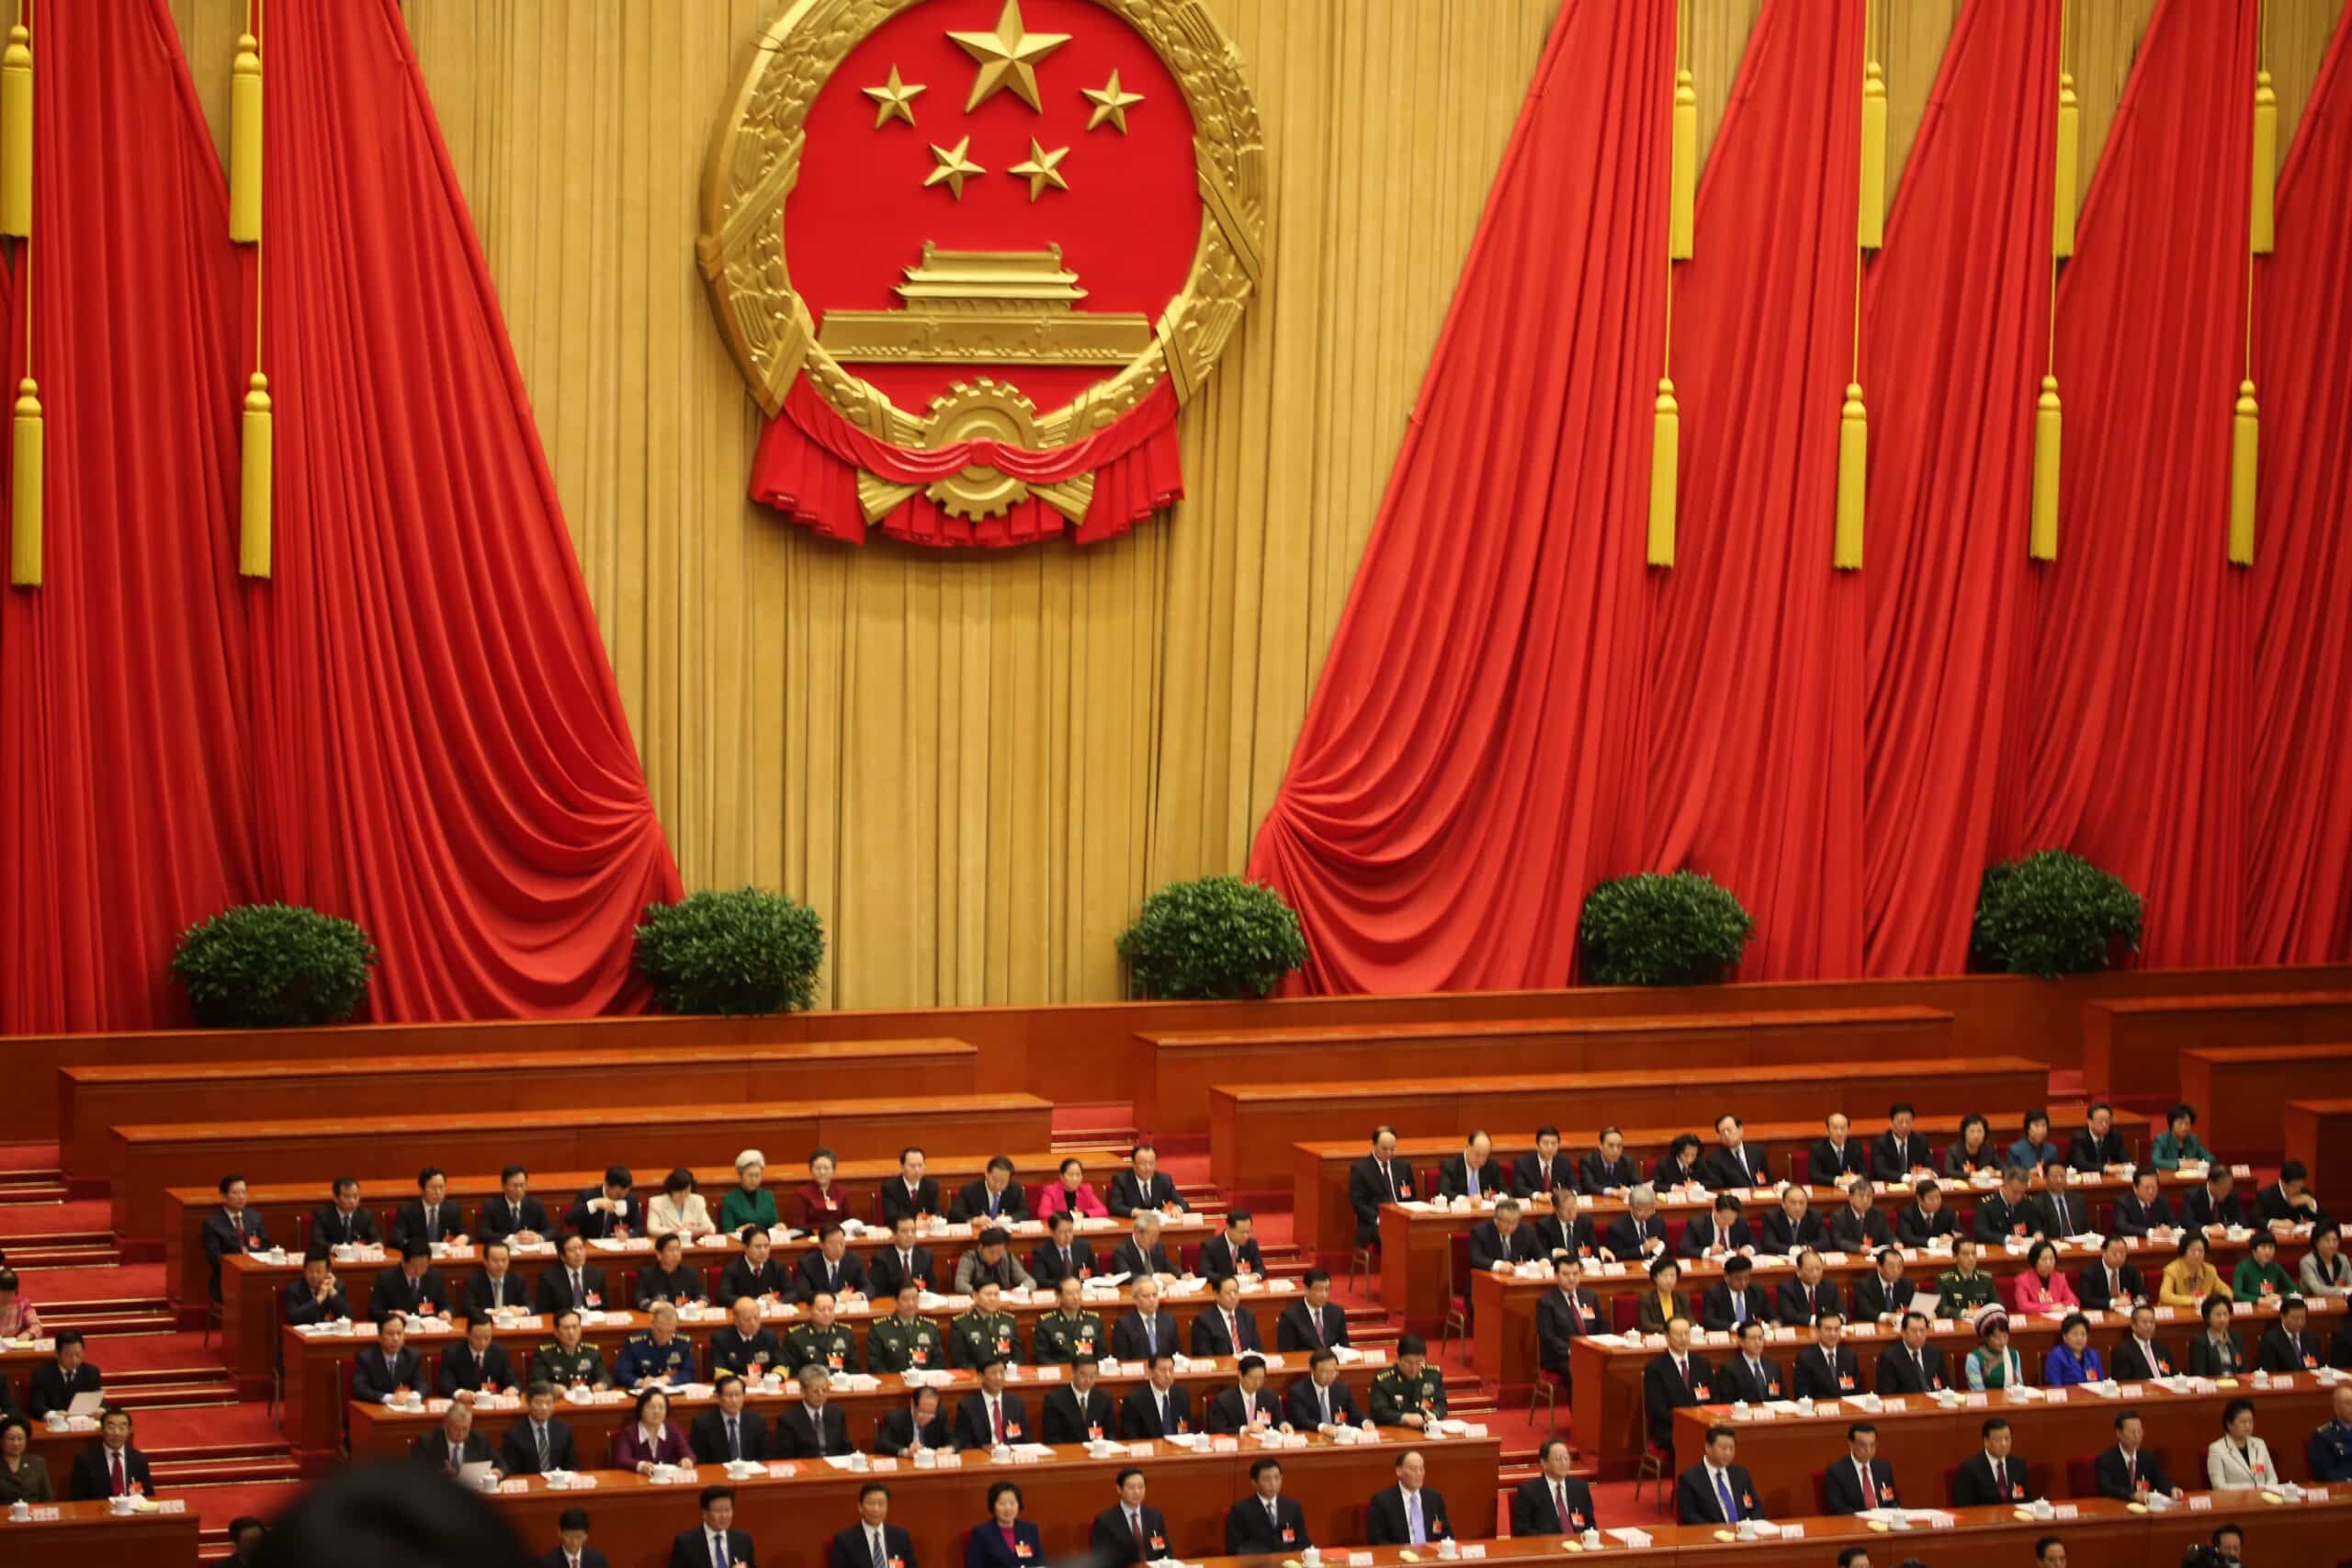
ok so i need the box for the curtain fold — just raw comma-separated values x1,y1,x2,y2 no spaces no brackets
244,0,681,1017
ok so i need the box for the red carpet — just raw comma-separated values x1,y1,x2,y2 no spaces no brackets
184,1478,311,1534
72,1330,220,1371
18,1262,166,1302
0,1198,114,1237
132,1401,285,1451
0,1143,62,1170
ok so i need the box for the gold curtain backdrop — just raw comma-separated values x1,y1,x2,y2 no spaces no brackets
160,0,2343,1009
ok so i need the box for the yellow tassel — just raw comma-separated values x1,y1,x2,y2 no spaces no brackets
0,21,30,240
2030,375,2062,561
1834,383,1866,570
230,31,263,244
1859,61,1887,250
1669,68,1696,261
2250,70,2277,255
2228,378,2257,566
8,377,38,587
2053,72,2079,259
241,372,273,578
1647,378,1679,569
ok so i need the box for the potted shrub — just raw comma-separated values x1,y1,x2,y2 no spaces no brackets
1971,850,2143,978
635,886,826,1015
1118,874,1308,999
171,903,379,1027
1578,871,1754,986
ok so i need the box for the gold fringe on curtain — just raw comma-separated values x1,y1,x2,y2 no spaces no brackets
0,0,29,239
237,0,270,576
229,4,261,243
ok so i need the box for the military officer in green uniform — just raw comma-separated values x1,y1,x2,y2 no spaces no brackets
950,1279,1023,1369
614,1301,696,1388
1933,1236,2002,1315
869,1281,947,1375
784,1290,863,1374
529,1307,613,1390
1030,1276,1106,1365
1369,1334,1447,1429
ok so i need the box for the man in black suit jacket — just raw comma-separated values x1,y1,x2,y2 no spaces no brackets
793,1228,869,1303
1871,1105,1934,1183
1951,1419,2031,1506
1602,1188,1668,1262
1110,1213,1177,1280
672,1488,757,1568
2110,1305,2177,1380
2184,1169,2247,1231
952,1360,1028,1450
438,1316,517,1396
1111,1278,1181,1361
2080,1236,2148,1313
775,1370,853,1458
390,1168,469,1252
500,1386,582,1475
1225,1458,1310,1554
720,1233,794,1305
1436,1132,1503,1201
1206,1357,1286,1436
200,1175,271,1301
1896,1181,1958,1247
1680,1195,1755,1261
284,1251,350,1327
411,1404,498,1476
950,1158,1029,1226
1851,1250,1915,1322
1031,1214,1099,1289
1536,1259,1604,1375
353,1316,424,1403
1826,1184,1894,1254
1276,1270,1350,1350
1042,1358,1117,1443
537,1235,611,1315
537,1506,609,1568
2032,1159,2089,1239
1189,1277,1262,1358
1874,1314,1951,1394
1199,1213,1266,1281
1512,1128,1577,1200
563,1169,637,1243
1776,1252,1841,1325
1698,1257,1772,1333
1120,1356,1193,1439
690,1379,772,1465
464,1243,531,1315
1792,1313,1860,1398
2110,1171,2175,1237
878,1149,942,1225
67,1410,155,1500
2092,1412,2183,1501
1821,1422,1901,1514
1284,1350,1363,1430
1091,1470,1173,1562
370,1242,449,1321
1580,1130,1637,1197
1468,1201,1543,1271
1807,1113,1871,1189
1512,1437,1600,1535
1716,1320,1785,1404
1675,1425,1758,1525
872,1388,951,1455
2068,1103,2128,1172
310,1178,380,1249
1535,1187,1598,1261
827,1487,912,1568
480,1168,552,1246
1759,1189,1825,1256
28,1332,104,1419
1106,1145,1188,1218
1364,1450,1453,1545
2259,1298,2324,1371
1700,1115,1773,1191
1642,1319,1713,1451
1351,1129,1413,1246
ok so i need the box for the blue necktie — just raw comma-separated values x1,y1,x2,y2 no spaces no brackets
1408,1491,1424,1545
1716,1472,1738,1522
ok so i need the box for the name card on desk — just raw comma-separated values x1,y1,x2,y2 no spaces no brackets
2189,1495,2213,1511
157,1501,187,1515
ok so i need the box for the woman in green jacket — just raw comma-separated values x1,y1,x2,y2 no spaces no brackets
2151,1104,2217,1171
2232,1232,2295,1303
718,1148,780,1234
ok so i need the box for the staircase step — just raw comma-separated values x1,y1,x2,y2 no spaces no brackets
43,1308,177,1337
0,1180,72,1202
157,1455,304,1484
5,1245,122,1269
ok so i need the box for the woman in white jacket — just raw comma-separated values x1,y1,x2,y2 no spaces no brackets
2205,1398,2277,1489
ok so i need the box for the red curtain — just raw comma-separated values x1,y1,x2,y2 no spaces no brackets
2245,14,2352,960
1859,0,2058,974
244,0,680,1016
1243,0,1671,992
0,0,262,1033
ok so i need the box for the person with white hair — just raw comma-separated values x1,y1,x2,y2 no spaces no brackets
720,1150,778,1233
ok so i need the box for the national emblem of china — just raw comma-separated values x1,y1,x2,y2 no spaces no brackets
700,0,1265,547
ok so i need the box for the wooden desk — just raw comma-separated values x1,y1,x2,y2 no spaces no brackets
2179,1046,2352,1156
2287,1100,2352,1204
477,1433,1502,1568
110,1092,1054,1239
1289,1109,2152,1266
60,1038,978,1185
1135,1008,1952,1137
2084,991,2352,1099
0,1500,201,1568
1673,1376,2339,1518
1212,1058,2049,1193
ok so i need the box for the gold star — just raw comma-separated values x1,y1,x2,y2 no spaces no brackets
946,0,1069,113
1081,69,1146,133
922,136,986,199
863,65,926,130
1007,138,1071,201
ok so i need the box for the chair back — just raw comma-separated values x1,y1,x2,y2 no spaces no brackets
1941,1462,1963,1505
1611,1294,1639,1333
2064,1456,2097,1498
1809,1469,1828,1513
1447,1234,1470,1303
1790,1151,1812,1185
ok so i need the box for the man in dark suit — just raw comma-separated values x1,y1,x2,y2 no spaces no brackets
2032,1158,2089,1239
284,1249,349,1327
1111,1277,1181,1361
463,1241,530,1315
438,1314,517,1397
390,1168,469,1252
1120,1354,1193,1439
1537,1258,1604,1377
1512,1437,1600,1535
2111,1304,2177,1381
1111,1213,1177,1280
2259,1296,2324,1371
310,1176,379,1249
1851,1249,1915,1323
1468,1200,1543,1272
1189,1275,1262,1358
2256,1160,2324,1227
1106,1145,1188,1218
1871,1104,1933,1183
500,1383,582,1475
1042,1356,1118,1444
1436,1132,1502,1201
2111,1170,2176,1238
1827,1183,1894,1255
28,1331,103,1419
1973,1168,2041,1245
689,1376,772,1465
200,1174,271,1301
1535,1186,1598,1261
1199,1212,1266,1282
1874,1313,1950,1394
774,1368,853,1458
952,1359,1028,1450
793,1225,869,1303
536,1234,610,1315
2079,1235,2148,1313
1701,1114,1773,1191
1350,1127,1413,1247
1513,1127,1577,1200
1675,1424,1758,1526
1896,1180,1958,1247
1792,1312,1860,1399
1951,1418,2031,1506
1602,1186,1668,1262
827,1486,912,1568
1776,1251,1841,1326
1365,1449,1452,1545
1697,1255,1770,1334
1276,1269,1350,1350
878,1147,942,1225
1580,1128,1637,1196
1759,1188,1825,1256
480,1167,552,1247
68,1408,155,1501
720,1230,793,1305
1716,1319,1784,1404
1642,1318,1712,1452
2068,1102,2128,1172
563,1168,637,1243
411,1402,497,1477
2093,1410,2184,1501
2184,1168,2247,1232
1225,1457,1309,1554
1030,1212,1098,1289
1206,1356,1287,1435
635,1233,710,1310
950,1156,1028,1226
537,1506,608,1568
1821,1422,1901,1514
1091,1469,1173,1562
370,1240,449,1321
1807,1113,1870,1190
1680,1194,1755,1261
872,1387,951,1456
671,1486,757,1568
353,1314,424,1404
1284,1349,1363,1430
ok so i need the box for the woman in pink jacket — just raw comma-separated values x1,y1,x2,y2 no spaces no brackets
2009,1241,2081,1314
1034,1157,1110,1222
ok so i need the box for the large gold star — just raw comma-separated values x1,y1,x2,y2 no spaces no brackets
863,65,926,130
1007,138,1071,201
1081,69,1146,133
946,0,1069,113
922,136,986,199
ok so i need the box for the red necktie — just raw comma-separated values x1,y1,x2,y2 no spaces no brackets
1861,1465,1876,1506
991,1399,1005,1444
1994,1459,2006,1495
111,1450,126,1495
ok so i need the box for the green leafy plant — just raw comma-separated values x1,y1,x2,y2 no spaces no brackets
635,887,826,1015
171,903,379,1028
1971,849,2144,978
1578,871,1754,986
1117,874,1308,999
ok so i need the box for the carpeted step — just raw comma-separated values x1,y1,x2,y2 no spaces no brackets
0,1196,116,1240
0,1179,72,1202
12,1260,167,1303
163,1455,305,1487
